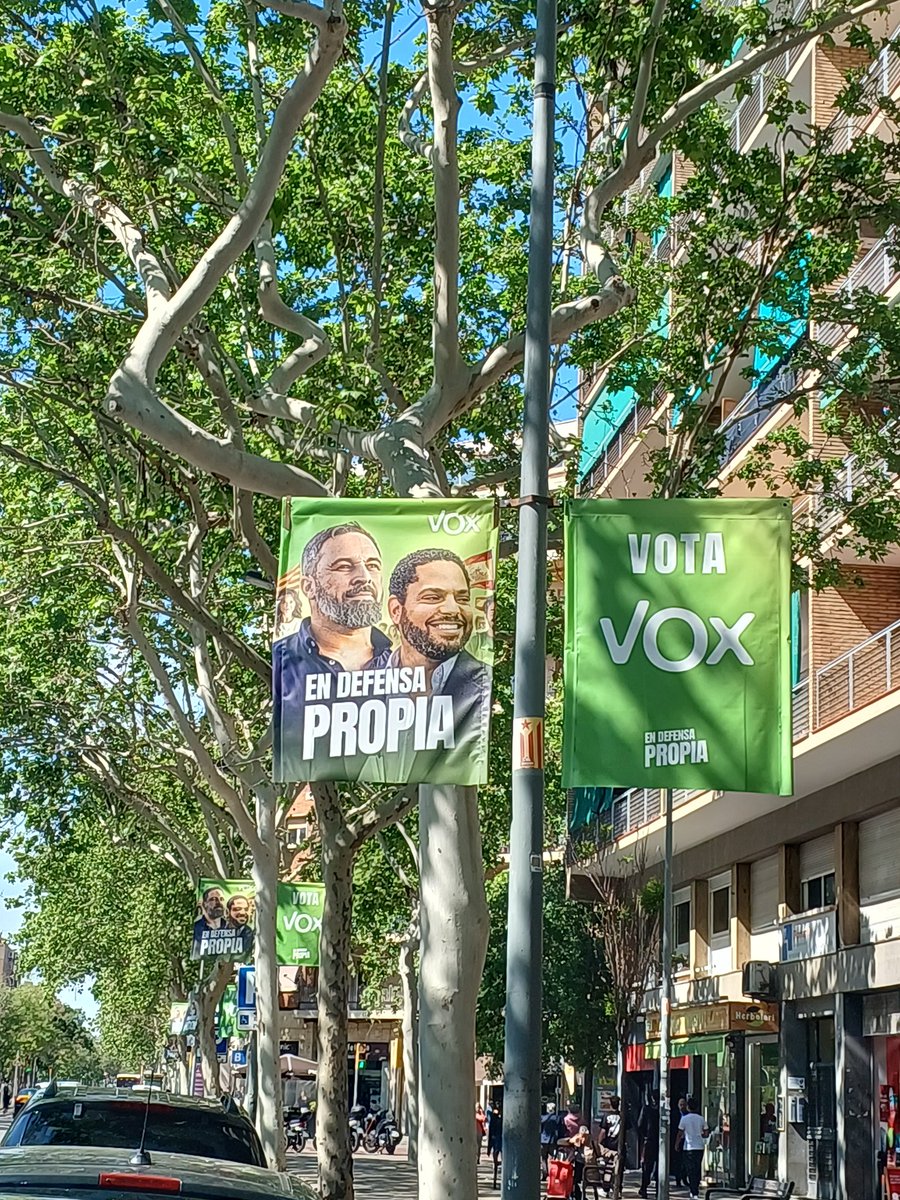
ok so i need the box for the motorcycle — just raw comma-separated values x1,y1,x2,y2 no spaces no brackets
285,1105,313,1153
348,1103,367,1153
362,1107,402,1155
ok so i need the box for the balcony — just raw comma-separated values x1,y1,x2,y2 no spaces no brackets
721,360,797,463
816,232,900,347
830,30,900,153
793,418,897,535
580,394,660,493
815,615,900,727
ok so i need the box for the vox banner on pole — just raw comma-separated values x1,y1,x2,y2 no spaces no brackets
562,498,793,796
273,498,498,785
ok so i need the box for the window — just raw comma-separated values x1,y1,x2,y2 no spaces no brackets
802,871,835,911
711,885,730,936
675,900,691,958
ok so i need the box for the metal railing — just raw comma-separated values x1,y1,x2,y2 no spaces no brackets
610,786,704,840
815,616,900,727
792,418,896,536
793,678,810,741
830,31,900,153
581,401,656,493
721,361,797,462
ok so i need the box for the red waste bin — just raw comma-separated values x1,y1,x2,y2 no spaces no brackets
547,1157,574,1198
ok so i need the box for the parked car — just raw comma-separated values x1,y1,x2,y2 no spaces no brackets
2,1086,266,1167
0,1146,316,1200
11,1088,36,1117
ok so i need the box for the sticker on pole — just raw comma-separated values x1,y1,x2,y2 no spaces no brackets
513,717,544,769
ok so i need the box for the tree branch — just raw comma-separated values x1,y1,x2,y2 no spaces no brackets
626,0,668,157
0,111,170,311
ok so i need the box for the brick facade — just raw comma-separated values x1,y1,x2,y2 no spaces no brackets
814,44,873,126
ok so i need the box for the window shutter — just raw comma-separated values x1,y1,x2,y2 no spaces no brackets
860,810,900,903
751,855,779,931
800,834,834,882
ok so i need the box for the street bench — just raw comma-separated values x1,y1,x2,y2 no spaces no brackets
706,1181,794,1200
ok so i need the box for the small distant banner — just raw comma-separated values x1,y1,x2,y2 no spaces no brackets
273,499,498,784
562,499,792,795
191,879,324,966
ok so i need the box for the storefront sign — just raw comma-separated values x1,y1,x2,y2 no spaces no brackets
562,498,793,793
781,909,836,962
646,1001,779,1040
274,498,498,785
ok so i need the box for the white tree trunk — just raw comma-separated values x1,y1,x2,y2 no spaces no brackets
252,811,284,1169
196,963,232,1097
315,782,355,1200
417,784,489,1200
399,917,419,1166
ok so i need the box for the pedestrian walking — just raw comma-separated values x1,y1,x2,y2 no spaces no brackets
637,1092,660,1198
671,1096,688,1187
476,1102,487,1160
541,1101,564,1179
564,1099,583,1139
487,1100,503,1188
1,1082,10,1114
675,1096,709,1200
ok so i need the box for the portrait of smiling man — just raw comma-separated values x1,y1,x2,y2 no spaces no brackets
354,547,492,782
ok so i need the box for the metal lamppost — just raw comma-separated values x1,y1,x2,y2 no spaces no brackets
500,0,556,1190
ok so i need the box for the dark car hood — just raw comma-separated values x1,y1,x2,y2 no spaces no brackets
0,1147,315,1199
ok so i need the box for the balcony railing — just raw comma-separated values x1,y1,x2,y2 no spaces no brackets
721,361,797,463
830,29,900,153
792,677,810,741
581,400,656,493
792,419,896,536
815,615,900,727
815,233,900,347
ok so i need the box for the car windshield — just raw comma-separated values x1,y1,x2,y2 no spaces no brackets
7,1100,265,1166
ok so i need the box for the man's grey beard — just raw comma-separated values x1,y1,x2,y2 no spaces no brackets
316,588,382,629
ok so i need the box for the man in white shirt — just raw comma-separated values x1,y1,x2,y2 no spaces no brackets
675,1096,709,1200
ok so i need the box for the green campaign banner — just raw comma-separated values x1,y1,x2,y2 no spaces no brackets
191,879,324,966
563,499,792,795
273,498,498,784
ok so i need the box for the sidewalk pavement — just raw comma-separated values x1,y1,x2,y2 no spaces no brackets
289,1147,708,1198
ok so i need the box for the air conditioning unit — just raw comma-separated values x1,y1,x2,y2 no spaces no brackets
742,960,778,1000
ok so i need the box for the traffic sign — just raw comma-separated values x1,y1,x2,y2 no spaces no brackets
237,965,256,1012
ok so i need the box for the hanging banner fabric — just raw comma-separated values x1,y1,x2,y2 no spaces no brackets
563,498,793,795
273,498,498,784
191,879,324,966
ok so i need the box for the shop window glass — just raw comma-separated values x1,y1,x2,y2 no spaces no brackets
802,871,835,911
711,885,730,936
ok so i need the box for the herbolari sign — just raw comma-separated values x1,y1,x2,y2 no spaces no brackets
273,499,497,785
562,499,792,795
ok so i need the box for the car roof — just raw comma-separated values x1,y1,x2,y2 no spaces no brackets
0,1147,316,1200
24,1087,249,1117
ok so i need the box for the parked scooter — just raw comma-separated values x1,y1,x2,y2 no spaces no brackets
362,1107,402,1154
349,1103,367,1153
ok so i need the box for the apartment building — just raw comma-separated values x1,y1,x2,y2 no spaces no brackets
569,15,900,1200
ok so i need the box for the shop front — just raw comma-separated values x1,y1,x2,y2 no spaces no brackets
646,1000,780,1190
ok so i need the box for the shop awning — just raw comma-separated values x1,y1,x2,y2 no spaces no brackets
645,1035,727,1064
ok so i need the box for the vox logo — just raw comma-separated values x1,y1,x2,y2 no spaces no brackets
427,511,479,534
599,601,755,674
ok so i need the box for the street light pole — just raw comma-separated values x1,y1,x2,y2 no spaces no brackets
500,0,556,1190
658,787,674,1200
